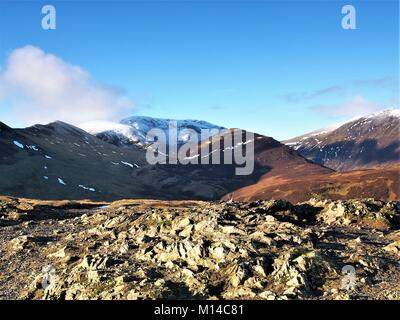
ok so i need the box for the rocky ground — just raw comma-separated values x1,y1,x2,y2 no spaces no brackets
0,195,399,300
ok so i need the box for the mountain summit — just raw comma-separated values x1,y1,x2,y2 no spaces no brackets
1,111,399,202
284,108,400,171
81,116,225,148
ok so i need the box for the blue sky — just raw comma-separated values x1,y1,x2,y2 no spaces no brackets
0,0,398,139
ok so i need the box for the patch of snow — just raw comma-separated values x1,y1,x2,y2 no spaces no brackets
236,139,253,146
78,184,96,192
80,121,137,140
13,141,24,149
45,155,52,159
121,161,134,168
58,178,66,185
183,154,200,160
79,117,225,147
201,149,219,158
364,108,400,119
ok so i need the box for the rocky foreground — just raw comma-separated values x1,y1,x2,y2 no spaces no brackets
0,196,399,300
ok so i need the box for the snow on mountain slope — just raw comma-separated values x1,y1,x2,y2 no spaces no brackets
284,122,344,149
81,116,225,148
0,121,148,201
283,108,400,171
80,121,140,147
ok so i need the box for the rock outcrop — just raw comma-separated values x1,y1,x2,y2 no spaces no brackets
0,196,399,300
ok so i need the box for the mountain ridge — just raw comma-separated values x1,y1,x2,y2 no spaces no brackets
284,108,400,171
81,116,225,148
1,109,398,202
0,119,335,201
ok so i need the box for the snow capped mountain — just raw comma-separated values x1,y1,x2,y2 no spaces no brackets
284,122,344,149
1,115,398,202
80,121,141,147
284,108,400,171
81,116,225,148
363,108,400,119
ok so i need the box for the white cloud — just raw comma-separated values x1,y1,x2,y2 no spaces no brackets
312,95,382,118
0,45,133,126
